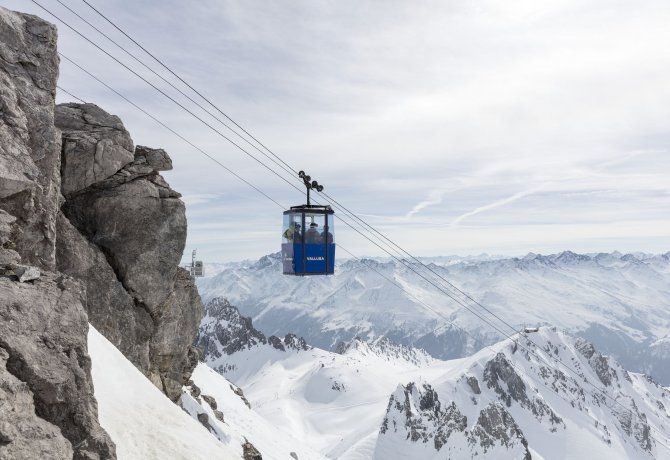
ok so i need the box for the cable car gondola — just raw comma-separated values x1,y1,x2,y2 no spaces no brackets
282,171,335,276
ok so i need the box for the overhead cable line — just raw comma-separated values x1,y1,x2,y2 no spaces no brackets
51,4,670,448
45,0,505,339
57,84,86,103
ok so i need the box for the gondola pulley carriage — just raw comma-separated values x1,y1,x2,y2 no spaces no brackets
282,171,335,275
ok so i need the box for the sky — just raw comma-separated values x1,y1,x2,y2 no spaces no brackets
7,0,670,262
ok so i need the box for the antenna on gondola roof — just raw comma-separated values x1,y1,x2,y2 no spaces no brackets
298,170,324,207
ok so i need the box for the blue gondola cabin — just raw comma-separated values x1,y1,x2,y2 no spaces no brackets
282,205,335,275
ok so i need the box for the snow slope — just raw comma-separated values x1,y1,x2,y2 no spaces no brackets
197,251,670,384
87,325,241,459
211,336,449,458
182,363,327,460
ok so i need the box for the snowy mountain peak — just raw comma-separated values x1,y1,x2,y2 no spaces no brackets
198,297,267,358
336,336,434,366
252,252,282,270
197,297,313,375
374,327,670,459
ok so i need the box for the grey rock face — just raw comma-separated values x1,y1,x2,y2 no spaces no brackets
484,352,563,427
466,375,481,394
483,353,529,407
55,103,202,401
284,333,309,351
149,268,204,401
135,145,173,171
62,173,186,313
0,209,20,265
0,7,116,459
197,413,215,434
0,347,74,460
56,212,152,373
575,338,618,387
231,384,251,409
197,297,313,374
0,7,61,270
0,272,115,459
202,394,218,410
268,335,286,351
56,103,134,196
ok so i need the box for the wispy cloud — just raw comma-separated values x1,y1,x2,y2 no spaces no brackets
451,186,545,226
406,189,447,218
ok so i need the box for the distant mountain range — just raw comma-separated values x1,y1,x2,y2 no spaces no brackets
197,251,670,384
193,298,670,459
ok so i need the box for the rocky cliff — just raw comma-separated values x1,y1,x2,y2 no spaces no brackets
0,6,203,459
55,102,202,401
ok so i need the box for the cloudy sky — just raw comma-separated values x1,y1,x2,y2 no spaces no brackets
9,0,670,262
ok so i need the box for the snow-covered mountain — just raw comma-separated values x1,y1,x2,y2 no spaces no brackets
195,298,670,459
376,328,670,459
197,251,670,384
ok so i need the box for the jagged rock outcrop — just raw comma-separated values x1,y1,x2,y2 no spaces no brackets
575,338,618,387
56,212,151,370
375,329,668,459
55,102,202,401
0,7,116,459
484,352,563,427
381,382,468,451
380,383,468,450
468,403,531,459
242,439,263,460
379,377,532,458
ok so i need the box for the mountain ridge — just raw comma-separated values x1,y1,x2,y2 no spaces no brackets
197,249,670,385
